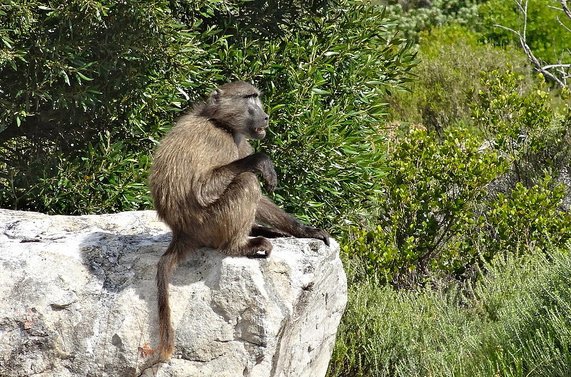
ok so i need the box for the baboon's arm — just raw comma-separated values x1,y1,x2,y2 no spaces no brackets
256,196,330,246
197,153,277,207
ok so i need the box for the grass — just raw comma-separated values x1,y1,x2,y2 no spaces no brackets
328,247,571,377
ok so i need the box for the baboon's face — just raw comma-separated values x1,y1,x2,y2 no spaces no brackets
209,82,270,140
242,95,269,140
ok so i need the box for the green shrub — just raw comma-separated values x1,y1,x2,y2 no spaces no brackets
380,0,485,40
329,248,571,377
344,124,506,285
0,0,226,212
170,0,330,39
0,0,416,223
459,249,571,377
328,278,468,377
342,26,570,284
471,71,571,260
387,25,532,130
0,0,224,142
234,6,416,229
350,68,571,285
33,132,152,214
475,176,571,259
473,70,571,187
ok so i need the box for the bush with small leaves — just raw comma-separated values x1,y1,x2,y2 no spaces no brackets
478,177,571,258
473,70,571,187
344,124,506,285
349,67,571,287
380,0,485,40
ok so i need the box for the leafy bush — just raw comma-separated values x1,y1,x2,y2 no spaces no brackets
387,25,532,130
0,0,226,213
329,247,571,377
33,132,152,214
344,124,506,285
235,7,416,229
349,68,571,285
170,0,330,39
0,0,225,142
380,0,485,40
466,70,571,255
0,0,416,223
473,70,571,187
477,177,571,257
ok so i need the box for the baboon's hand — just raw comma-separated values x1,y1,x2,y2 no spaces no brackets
253,152,277,192
300,226,330,247
259,160,277,193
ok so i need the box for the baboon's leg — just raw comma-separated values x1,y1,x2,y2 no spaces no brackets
156,234,194,360
256,196,330,246
255,196,304,234
205,172,273,257
250,224,292,238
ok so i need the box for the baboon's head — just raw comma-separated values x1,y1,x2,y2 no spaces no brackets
200,81,270,140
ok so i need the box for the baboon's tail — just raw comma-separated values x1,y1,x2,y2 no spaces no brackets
156,237,189,360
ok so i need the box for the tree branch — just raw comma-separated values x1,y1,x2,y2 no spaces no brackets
561,0,571,20
496,0,569,88
543,64,571,70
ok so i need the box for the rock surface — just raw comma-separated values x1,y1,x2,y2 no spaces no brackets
0,210,347,377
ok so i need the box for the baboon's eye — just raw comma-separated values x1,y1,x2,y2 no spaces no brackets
243,93,258,99
248,107,255,115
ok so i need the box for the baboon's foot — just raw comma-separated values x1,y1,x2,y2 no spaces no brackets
246,236,272,258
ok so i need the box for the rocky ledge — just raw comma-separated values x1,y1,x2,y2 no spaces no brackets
0,210,347,377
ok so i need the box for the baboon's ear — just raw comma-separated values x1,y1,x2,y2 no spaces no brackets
211,89,223,103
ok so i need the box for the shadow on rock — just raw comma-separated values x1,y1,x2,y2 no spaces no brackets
79,231,227,292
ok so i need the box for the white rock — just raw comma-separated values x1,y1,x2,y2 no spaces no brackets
0,210,347,377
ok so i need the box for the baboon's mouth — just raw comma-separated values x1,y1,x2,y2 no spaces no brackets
254,128,266,136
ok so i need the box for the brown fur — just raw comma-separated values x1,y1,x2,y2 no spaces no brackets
149,81,329,360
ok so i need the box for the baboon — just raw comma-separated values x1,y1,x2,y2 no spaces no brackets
149,81,329,360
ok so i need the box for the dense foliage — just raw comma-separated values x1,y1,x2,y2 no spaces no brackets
346,124,506,286
344,26,571,288
215,6,416,229
0,0,415,226
387,25,532,129
328,3,571,375
0,0,226,212
378,0,485,39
